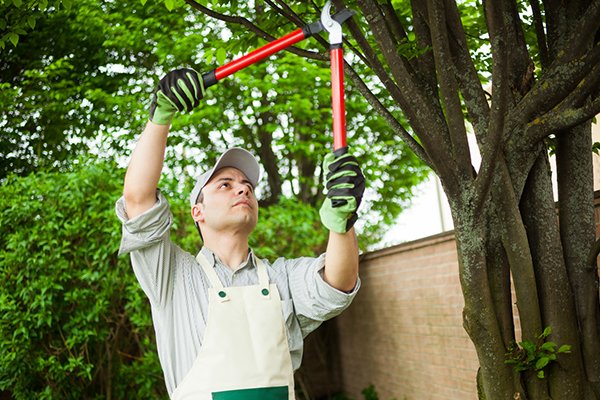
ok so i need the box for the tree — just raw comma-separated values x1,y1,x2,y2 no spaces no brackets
174,0,600,399
0,0,69,49
0,0,191,177
0,0,427,247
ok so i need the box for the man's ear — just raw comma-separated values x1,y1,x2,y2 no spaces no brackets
191,203,205,223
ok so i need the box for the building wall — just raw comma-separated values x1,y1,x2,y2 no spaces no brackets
334,192,600,400
593,123,600,191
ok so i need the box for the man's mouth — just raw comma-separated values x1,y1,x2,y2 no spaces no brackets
233,199,251,208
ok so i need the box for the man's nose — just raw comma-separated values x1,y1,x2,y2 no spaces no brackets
237,185,249,196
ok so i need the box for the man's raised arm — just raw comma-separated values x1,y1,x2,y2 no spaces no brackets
123,68,205,219
123,122,170,219
319,150,365,292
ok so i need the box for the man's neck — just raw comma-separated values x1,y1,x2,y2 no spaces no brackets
203,233,250,271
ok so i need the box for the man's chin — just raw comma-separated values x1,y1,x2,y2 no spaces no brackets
232,214,257,232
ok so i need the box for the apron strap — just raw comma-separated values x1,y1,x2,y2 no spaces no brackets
253,255,271,295
196,252,225,290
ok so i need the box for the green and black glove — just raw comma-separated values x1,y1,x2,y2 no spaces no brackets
149,68,205,125
319,148,365,233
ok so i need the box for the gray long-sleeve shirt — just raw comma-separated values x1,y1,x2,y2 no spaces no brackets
115,191,360,395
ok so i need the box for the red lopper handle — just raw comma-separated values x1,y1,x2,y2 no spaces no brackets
214,29,306,82
330,46,346,151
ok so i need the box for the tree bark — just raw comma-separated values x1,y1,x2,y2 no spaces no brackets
493,158,548,399
453,203,520,399
557,122,600,390
520,149,586,399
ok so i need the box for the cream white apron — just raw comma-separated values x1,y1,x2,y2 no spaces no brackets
171,253,295,400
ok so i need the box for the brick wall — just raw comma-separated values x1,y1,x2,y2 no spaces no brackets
333,191,600,400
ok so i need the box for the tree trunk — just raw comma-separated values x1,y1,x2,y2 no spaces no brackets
556,122,600,396
520,149,587,398
450,191,520,398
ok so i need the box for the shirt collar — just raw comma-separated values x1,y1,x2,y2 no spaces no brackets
200,246,255,271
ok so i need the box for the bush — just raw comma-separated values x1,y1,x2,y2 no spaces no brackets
0,160,166,399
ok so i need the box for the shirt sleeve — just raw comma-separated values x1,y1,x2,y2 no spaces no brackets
281,254,360,336
115,190,175,308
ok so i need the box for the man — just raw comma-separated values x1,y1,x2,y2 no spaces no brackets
115,68,365,399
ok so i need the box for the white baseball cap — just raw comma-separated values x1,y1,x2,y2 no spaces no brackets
189,147,261,208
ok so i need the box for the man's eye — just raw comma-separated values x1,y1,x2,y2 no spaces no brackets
220,183,230,188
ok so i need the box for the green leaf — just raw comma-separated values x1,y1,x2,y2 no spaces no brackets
540,342,557,352
216,47,227,65
164,0,174,11
8,33,19,47
521,340,536,355
140,0,148,4
12,0,22,7
535,357,550,370
204,49,214,65
540,326,552,339
558,345,572,354
27,16,36,29
39,0,48,10
537,370,545,379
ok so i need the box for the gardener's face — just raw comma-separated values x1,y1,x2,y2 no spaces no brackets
192,167,258,237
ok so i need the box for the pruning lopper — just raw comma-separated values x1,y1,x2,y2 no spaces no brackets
200,1,354,152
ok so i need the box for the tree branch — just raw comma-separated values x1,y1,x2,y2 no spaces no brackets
427,0,473,180
506,43,600,138
561,0,600,60
445,0,490,142
332,0,434,169
184,0,326,62
267,0,305,27
381,0,436,94
473,0,512,212
556,49,600,108
410,0,438,91
356,0,456,186
528,0,549,68
379,0,415,71
381,1,408,43
332,0,395,85
344,62,434,169
267,1,372,68
526,95,600,142
332,0,418,117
